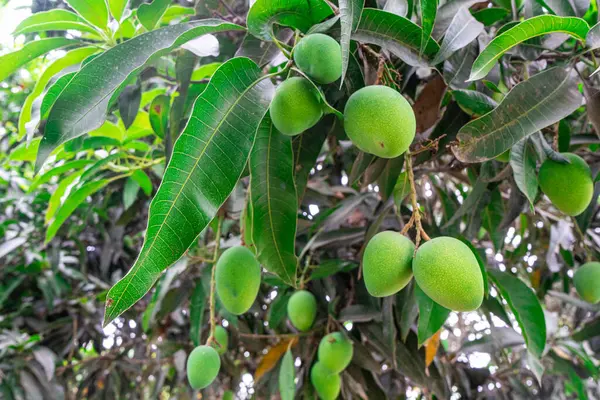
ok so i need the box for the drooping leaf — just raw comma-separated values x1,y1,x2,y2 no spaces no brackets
352,8,440,67
247,0,334,41
452,89,498,116
103,58,274,326
279,349,296,400
35,19,243,171
138,0,171,31
40,72,76,119
46,179,112,243
415,284,450,346
395,281,419,342
13,9,99,36
255,338,297,382
131,170,152,196
472,8,510,26
268,291,291,330
118,82,142,130
481,189,506,252
488,269,546,358
339,0,364,85
189,277,207,346
469,16,590,81
250,115,298,286
18,47,98,141
123,177,140,209
588,21,600,49
28,159,94,193
443,41,478,89
510,138,539,207
419,0,437,56
66,0,109,30
0,38,78,83
433,0,481,38
292,118,328,202
453,67,583,162
432,7,484,64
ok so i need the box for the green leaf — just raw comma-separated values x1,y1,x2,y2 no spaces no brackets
103,57,274,326
138,0,171,31
0,38,78,83
395,281,419,342
452,89,498,116
268,292,291,330
481,189,505,252
419,0,437,56
161,5,195,24
9,138,41,162
45,171,83,224
28,159,95,193
443,41,478,89
415,284,450,346
393,171,411,207
509,138,538,207
131,170,152,196
108,0,128,21
18,47,98,141
250,115,298,286
123,177,140,209
66,0,109,30
40,73,76,119
588,21,600,49
488,269,546,358
142,258,187,331
571,317,600,341
352,8,440,67
292,119,328,202
339,0,364,85
247,0,334,40
149,94,171,139
431,7,484,64
35,20,242,172
118,82,142,130
189,277,207,346
46,179,111,243
13,9,100,36
279,349,295,400
472,8,510,26
453,67,583,162
469,16,590,81
433,0,481,37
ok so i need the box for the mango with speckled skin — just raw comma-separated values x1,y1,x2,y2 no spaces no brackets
186,345,220,389
318,332,353,373
287,290,317,331
538,153,593,216
211,325,228,355
343,85,416,158
413,237,484,311
574,262,600,304
270,77,323,136
216,246,261,315
293,34,342,84
311,362,341,400
362,231,414,297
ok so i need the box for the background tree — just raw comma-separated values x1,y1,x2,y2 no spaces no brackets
0,0,599,398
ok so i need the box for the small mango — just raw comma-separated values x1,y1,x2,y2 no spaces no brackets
287,290,317,331
216,246,261,315
318,332,353,373
186,345,220,389
574,262,600,304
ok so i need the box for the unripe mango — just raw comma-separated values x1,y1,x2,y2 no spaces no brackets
186,345,220,389
362,231,414,297
216,246,261,315
293,34,342,84
318,332,353,373
538,153,594,216
287,290,317,331
573,262,600,304
343,85,416,158
413,237,484,312
270,77,323,136
310,362,341,400
211,325,228,355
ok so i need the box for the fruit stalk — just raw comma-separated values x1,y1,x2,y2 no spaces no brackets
400,150,431,250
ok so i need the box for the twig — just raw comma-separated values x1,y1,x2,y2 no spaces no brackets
238,328,321,340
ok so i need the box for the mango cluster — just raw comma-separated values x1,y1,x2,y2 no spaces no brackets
311,332,354,399
270,33,416,160
363,232,484,311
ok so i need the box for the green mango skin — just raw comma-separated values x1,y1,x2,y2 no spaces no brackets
310,362,341,400
538,153,594,217
317,332,353,373
216,246,261,315
270,77,323,136
363,231,415,297
574,262,600,304
293,34,342,84
186,345,221,389
343,85,416,158
413,237,484,312
211,325,228,355
287,290,317,331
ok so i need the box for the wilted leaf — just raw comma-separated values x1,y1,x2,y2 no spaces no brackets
255,338,297,382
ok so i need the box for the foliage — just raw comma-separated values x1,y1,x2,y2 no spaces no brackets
1,0,600,398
